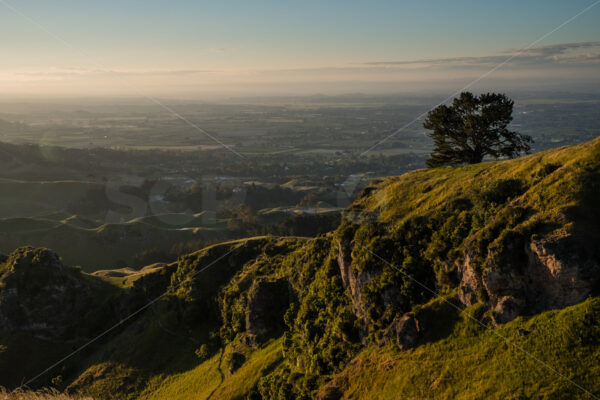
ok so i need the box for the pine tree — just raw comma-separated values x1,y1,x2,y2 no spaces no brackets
424,92,532,167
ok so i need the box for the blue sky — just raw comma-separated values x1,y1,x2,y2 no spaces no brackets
1,0,599,96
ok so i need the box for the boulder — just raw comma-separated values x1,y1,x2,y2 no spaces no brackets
391,312,420,351
492,296,524,324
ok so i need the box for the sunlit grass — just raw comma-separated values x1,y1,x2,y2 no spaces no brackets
336,296,600,399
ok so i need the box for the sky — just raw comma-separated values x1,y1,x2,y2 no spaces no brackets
0,0,599,98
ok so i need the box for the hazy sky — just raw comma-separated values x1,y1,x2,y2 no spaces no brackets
1,0,599,97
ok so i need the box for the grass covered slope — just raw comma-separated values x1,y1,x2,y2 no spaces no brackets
142,338,284,400
2,138,600,399
132,138,600,400
134,138,600,400
340,137,600,331
351,136,600,225
331,296,600,399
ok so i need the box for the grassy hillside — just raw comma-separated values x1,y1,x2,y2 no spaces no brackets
1,138,599,399
0,216,225,271
102,295,600,400
331,296,600,399
354,147,589,222
142,338,284,400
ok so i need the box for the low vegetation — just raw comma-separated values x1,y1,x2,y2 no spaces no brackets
1,138,599,399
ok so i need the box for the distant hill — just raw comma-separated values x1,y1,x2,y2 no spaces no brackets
1,137,599,399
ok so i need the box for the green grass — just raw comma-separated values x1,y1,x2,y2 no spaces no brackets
128,212,211,229
2,138,600,399
333,296,600,400
350,137,600,227
91,263,168,288
0,218,231,271
143,338,283,400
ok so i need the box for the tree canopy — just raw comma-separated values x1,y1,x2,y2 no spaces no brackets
424,92,532,167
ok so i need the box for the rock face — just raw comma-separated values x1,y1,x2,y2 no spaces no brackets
387,312,420,351
340,226,598,330
337,239,402,338
459,232,600,324
245,278,291,346
337,239,375,329
525,233,598,310
337,240,353,291
0,247,95,340
457,254,483,307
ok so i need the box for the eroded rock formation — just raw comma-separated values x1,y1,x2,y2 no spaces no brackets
245,277,291,346
458,231,599,324
0,247,95,340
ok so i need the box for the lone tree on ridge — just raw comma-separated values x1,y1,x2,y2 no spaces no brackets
424,92,532,167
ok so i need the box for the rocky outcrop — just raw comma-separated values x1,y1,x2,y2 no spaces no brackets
384,312,420,351
337,240,402,338
481,238,529,324
337,240,353,290
0,247,98,340
245,278,291,346
458,232,599,324
395,313,420,350
457,254,483,306
337,239,375,327
315,380,344,400
525,233,598,310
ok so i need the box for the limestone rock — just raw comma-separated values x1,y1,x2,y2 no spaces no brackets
457,254,483,306
391,312,420,351
525,233,598,310
337,239,402,339
457,231,599,324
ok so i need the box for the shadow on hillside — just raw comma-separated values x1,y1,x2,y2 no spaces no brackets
571,163,600,295
415,298,462,346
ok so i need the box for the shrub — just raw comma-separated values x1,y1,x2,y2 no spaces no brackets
194,344,210,361
476,178,526,206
